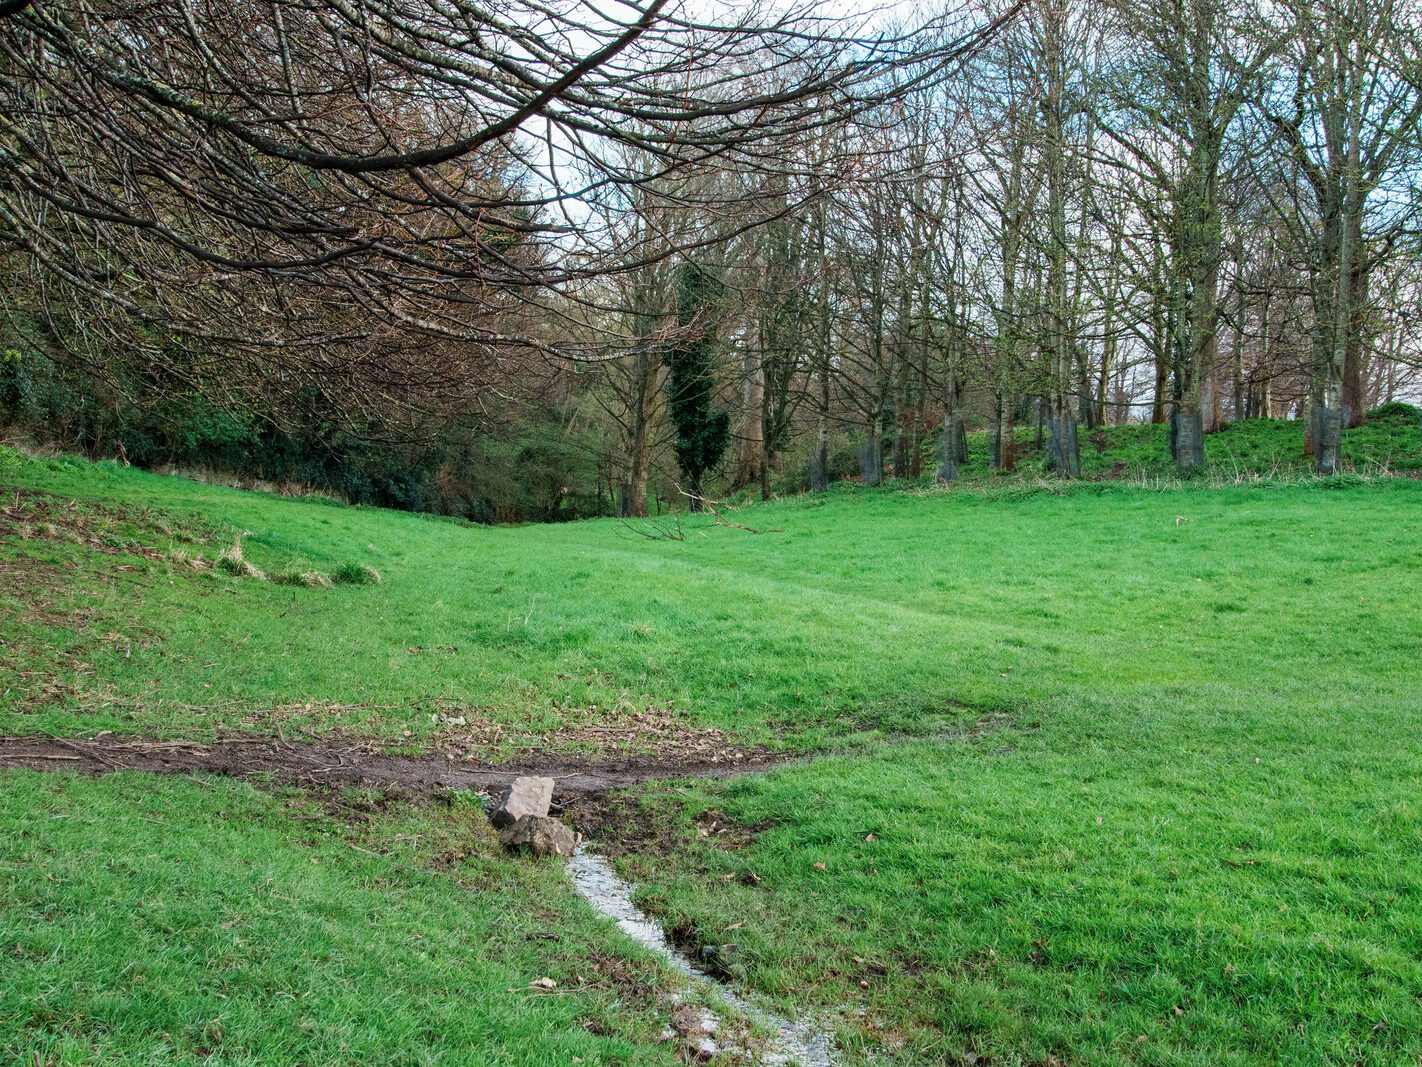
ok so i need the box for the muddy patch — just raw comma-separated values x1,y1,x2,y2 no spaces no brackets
425,700,765,764
0,733,790,799
692,807,777,851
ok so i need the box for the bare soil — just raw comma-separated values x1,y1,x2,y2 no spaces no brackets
0,733,789,798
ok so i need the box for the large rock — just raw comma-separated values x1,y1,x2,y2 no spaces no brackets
489,776,554,828
498,814,579,857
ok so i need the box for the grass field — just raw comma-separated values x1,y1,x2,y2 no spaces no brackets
1,773,679,1065
3,432,1422,1064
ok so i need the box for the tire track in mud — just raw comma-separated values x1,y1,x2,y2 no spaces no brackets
0,733,788,797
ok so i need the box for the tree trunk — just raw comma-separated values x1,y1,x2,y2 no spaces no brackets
1231,278,1246,420
1042,0,1080,478
1171,240,1222,467
1312,177,1351,474
1170,404,1205,470
621,348,661,518
1076,346,1097,430
1151,345,1169,424
859,422,883,486
1047,412,1081,477
937,369,967,483
1312,402,1343,475
811,392,830,493
988,400,1002,470
1097,231,1121,427
736,344,765,488
998,393,1017,471
810,192,832,494
1200,325,1223,435
1247,376,1270,420
1341,227,1368,429
759,377,774,501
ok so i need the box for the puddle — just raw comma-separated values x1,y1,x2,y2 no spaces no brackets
567,846,837,1065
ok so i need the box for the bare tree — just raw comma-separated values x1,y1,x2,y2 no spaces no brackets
0,0,1019,408
1100,0,1278,469
1261,0,1422,471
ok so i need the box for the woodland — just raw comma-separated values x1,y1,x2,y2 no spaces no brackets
2,0,1419,518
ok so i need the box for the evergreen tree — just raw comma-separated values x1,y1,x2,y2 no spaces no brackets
667,261,730,510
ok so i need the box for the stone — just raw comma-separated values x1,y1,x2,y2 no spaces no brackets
498,815,579,857
695,943,739,977
489,776,554,828
669,1006,720,1057
671,1006,717,1038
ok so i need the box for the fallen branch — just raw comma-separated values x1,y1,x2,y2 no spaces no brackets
0,753,83,761
676,486,784,534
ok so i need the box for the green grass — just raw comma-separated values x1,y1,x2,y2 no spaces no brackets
617,723,1422,1064
4,436,1422,1063
0,772,680,1065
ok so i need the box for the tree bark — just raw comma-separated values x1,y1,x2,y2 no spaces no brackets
1042,0,1080,478
1231,275,1246,420
620,348,662,518
937,366,967,483
1341,223,1368,429
998,393,1017,471
736,343,765,488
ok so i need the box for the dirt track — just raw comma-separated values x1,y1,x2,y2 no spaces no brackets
0,734,787,798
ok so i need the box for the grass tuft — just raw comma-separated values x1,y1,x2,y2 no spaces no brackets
214,538,265,580
330,561,381,585
269,569,333,588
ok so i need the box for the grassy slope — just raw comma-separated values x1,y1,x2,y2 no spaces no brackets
0,772,680,1065
945,406,1422,482
4,436,1422,1063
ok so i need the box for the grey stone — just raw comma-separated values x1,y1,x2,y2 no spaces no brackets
489,776,554,828
498,814,579,857
695,943,739,976
671,1005,717,1038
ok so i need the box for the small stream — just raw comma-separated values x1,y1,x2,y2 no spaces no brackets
567,846,837,1065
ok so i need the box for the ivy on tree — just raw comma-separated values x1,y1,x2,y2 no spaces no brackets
667,261,730,511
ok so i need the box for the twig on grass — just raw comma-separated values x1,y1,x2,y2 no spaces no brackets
618,515,685,542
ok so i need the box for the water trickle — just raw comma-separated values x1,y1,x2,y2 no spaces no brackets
567,846,837,1066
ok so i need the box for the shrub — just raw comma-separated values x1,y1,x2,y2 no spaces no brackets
1366,401,1421,421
